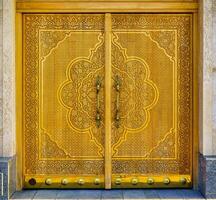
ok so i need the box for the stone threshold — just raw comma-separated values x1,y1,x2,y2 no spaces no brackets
11,189,204,200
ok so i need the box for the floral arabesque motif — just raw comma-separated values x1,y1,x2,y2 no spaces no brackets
58,33,159,157
111,33,159,155
58,34,105,156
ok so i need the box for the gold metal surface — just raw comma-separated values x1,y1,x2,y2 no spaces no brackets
45,179,52,185
23,14,106,188
115,178,122,185
16,12,23,191
111,175,192,188
131,178,139,185
111,14,193,188
96,76,102,128
24,176,105,189
21,13,194,189
104,13,112,189
77,179,85,186
147,178,154,185
179,177,187,185
114,75,121,128
61,179,68,185
16,1,198,13
94,178,101,185
192,12,199,190
163,178,170,185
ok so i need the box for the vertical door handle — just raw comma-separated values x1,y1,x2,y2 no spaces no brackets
115,75,121,128
96,76,101,128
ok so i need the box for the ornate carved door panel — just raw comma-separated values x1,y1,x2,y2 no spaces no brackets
111,14,193,188
23,14,105,188
23,13,193,189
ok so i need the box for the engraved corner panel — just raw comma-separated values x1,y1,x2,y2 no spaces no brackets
111,14,193,186
23,14,105,188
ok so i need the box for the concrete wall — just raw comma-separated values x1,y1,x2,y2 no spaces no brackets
212,0,216,154
0,1,16,199
0,0,15,157
197,0,216,197
199,0,216,156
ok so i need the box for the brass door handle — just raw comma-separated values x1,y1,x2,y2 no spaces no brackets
115,75,121,128
96,76,101,128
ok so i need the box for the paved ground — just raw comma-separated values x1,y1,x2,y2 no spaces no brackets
11,189,206,200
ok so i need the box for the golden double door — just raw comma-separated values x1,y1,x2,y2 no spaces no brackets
23,13,193,189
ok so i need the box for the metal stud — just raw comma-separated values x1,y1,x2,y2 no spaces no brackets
131,178,139,185
179,177,187,185
147,178,154,185
45,178,52,185
163,177,170,185
94,178,100,185
28,178,36,186
115,178,122,185
61,178,68,185
77,178,85,185
186,177,191,184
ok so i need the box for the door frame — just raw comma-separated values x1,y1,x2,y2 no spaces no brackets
15,0,199,190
